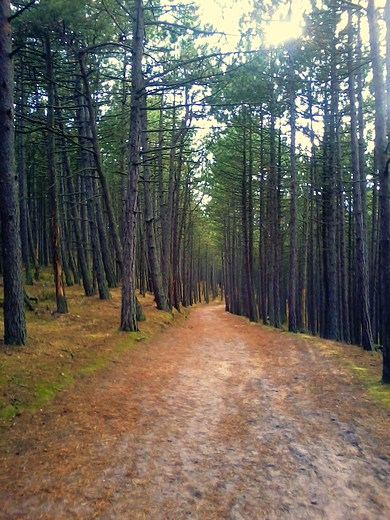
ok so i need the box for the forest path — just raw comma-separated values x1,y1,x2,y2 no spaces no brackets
1,304,390,519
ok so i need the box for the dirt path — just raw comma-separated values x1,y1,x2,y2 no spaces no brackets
1,304,390,519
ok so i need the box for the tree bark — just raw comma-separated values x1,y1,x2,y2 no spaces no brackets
44,35,68,314
375,0,390,380
0,0,27,344
120,0,144,331
348,9,373,351
287,43,298,332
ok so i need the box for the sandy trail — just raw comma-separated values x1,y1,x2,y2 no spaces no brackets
1,304,390,519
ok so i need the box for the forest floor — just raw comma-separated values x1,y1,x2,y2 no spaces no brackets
1,294,390,519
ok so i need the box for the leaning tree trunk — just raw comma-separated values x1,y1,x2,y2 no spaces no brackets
120,0,144,331
0,0,27,344
78,53,123,272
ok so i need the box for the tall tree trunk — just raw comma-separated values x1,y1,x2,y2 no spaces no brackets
348,9,373,351
120,0,144,331
17,59,32,286
85,168,110,300
376,0,390,380
323,74,338,340
335,82,350,344
141,93,169,311
241,109,258,322
268,54,280,328
0,0,27,344
44,35,68,314
258,107,267,324
288,43,298,332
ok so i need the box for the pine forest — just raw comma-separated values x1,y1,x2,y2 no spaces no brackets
1,0,390,378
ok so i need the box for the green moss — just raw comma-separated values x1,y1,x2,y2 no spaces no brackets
34,381,61,408
0,292,178,429
0,404,17,422
310,337,390,408
39,272,54,282
79,357,107,374
333,352,390,408
350,366,390,406
33,372,73,409
40,290,56,301
366,383,390,405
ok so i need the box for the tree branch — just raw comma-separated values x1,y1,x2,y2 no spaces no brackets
10,0,37,21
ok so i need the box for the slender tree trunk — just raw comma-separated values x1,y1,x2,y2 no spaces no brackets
141,93,169,311
17,60,32,286
121,0,144,331
44,35,68,314
241,109,258,322
288,43,298,332
85,168,110,300
268,56,280,328
335,83,350,344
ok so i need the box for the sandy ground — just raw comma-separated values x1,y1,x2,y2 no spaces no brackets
1,303,390,519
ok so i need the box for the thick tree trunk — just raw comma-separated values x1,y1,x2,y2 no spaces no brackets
374,0,390,380
0,0,27,344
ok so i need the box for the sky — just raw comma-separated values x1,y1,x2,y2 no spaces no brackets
194,0,305,48
194,0,387,48
190,0,386,154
